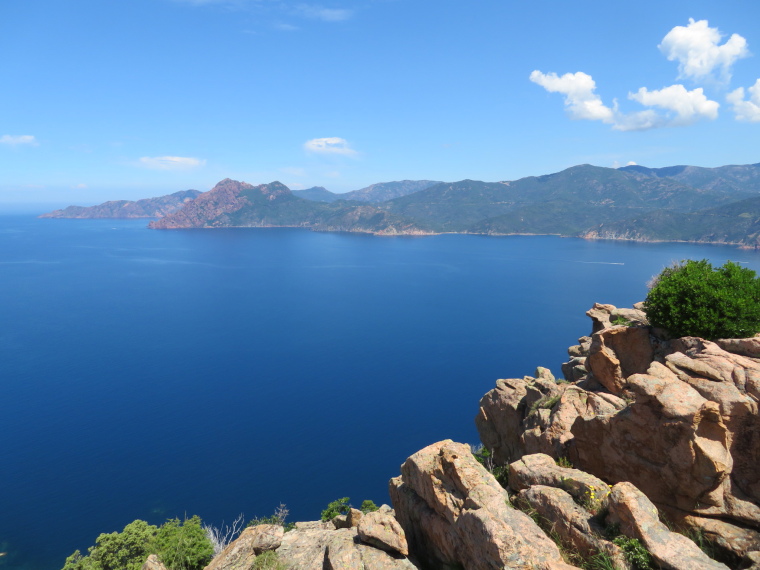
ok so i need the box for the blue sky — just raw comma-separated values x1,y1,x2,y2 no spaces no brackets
2,0,759,206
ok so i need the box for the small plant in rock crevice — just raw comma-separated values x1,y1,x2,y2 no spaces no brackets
612,536,653,570
470,444,510,489
555,456,573,469
247,504,295,532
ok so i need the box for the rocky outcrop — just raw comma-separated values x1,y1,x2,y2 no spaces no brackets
148,179,258,229
475,302,760,566
203,517,416,570
204,525,284,570
607,482,729,569
275,525,417,570
389,439,573,570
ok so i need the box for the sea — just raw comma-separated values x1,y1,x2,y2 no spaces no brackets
3,215,760,570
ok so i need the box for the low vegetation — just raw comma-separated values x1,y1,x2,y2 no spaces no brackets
471,444,509,489
319,497,380,521
61,516,213,570
247,504,294,532
644,259,760,339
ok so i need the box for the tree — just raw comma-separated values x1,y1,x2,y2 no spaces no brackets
644,259,760,340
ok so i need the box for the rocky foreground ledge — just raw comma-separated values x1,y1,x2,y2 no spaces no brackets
144,303,760,570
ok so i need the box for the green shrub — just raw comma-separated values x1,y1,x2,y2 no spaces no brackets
320,497,351,521
61,520,157,570
151,516,213,570
61,516,213,570
360,500,379,514
644,259,760,340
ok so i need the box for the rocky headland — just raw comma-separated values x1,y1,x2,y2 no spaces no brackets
135,301,760,570
147,179,428,235
39,190,201,219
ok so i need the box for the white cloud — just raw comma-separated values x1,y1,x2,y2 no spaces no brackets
531,69,720,131
0,134,38,146
659,18,749,82
727,79,760,122
304,137,357,156
529,71,615,123
296,4,352,22
72,183,88,189
138,156,206,170
274,23,299,31
625,84,719,128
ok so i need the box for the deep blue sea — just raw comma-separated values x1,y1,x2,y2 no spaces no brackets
3,215,760,569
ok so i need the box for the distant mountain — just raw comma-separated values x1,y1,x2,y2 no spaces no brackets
292,180,443,203
291,186,341,203
620,163,760,196
148,179,426,235
582,195,760,248
342,180,442,202
39,190,201,219
378,165,734,233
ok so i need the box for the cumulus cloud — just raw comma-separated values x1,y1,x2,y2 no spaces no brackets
304,137,357,156
138,156,206,170
727,79,760,122
0,134,38,146
659,18,749,82
529,71,615,123
531,70,720,131
295,4,352,21
626,84,719,127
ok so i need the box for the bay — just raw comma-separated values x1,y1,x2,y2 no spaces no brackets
2,215,759,570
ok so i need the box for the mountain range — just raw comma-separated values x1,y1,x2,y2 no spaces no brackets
41,162,760,247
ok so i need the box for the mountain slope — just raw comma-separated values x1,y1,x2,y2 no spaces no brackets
291,187,342,202
341,180,442,202
620,163,760,197
582,195,760,247
39,190,201,219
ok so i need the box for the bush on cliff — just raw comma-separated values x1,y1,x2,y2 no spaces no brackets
151,516,213,570
61,516,212,570
62,519,157,570
644,259,760,340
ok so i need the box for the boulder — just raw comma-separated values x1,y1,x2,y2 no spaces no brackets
347,508,363,528
204,525,284,570
586,303,616,333
389,440,569,570
515,485,627,569
357,510,409,556
142,555,169,570
607,482,729,570
667,512,760,561
586,325,653,394
509,453,611,509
